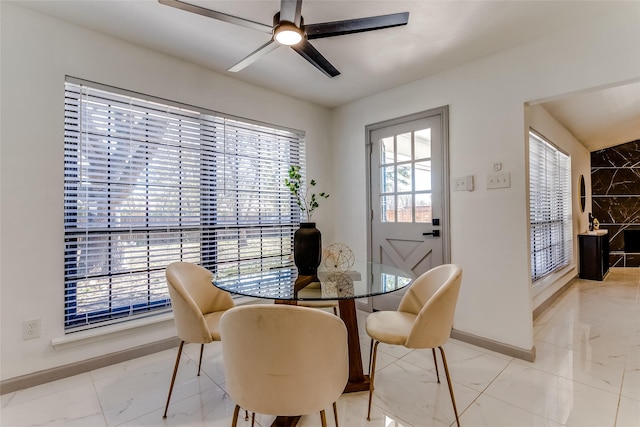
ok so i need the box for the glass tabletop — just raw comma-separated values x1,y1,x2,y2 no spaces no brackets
212,261,413,301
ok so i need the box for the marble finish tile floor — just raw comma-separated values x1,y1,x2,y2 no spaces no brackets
2,268,639,426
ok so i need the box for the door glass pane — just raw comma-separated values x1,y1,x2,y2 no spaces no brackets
397,164,412,192
415,161,431,191
397,133,412,162
379,127,435,225
381,195,395,222
380,137,394,165
415,129,431,160
381,166,395,192
397,194,413,223
415,193,432,223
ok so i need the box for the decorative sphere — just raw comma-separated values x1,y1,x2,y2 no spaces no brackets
327,272,354,297
323,243,355,272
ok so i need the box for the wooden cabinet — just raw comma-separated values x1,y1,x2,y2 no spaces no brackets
578,231,609,281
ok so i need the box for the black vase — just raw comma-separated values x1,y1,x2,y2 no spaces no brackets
294,222,322,276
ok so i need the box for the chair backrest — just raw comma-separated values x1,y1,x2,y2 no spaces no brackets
399,264,463,349
166,262,234,344
220,304,349,417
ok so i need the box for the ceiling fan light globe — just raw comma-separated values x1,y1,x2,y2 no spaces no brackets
274,23,303,46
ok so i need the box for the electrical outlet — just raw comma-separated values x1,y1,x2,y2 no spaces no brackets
23,319,41,340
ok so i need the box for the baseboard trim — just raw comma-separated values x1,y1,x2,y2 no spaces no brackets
451,329,536,362
0,337,181,395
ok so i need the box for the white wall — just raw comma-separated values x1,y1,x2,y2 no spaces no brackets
330,7,640,351
0,4,332,381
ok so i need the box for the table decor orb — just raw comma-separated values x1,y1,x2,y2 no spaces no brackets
323,243,355,273
328,272,354,297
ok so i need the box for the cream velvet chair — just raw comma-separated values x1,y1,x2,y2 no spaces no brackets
220,304,349,427
366,264,463,426
163,261,235,418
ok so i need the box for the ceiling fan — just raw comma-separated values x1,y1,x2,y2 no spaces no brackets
159,0,409,77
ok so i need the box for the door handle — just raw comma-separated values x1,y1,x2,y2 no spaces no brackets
423,230,440,237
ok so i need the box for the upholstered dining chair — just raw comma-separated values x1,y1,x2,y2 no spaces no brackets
365,264,463,426
220,304,349,427
163,261,235,418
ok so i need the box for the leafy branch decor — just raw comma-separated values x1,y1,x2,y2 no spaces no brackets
284,165,330,276
284,165,329,223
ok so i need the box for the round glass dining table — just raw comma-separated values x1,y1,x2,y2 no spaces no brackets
213,261,413,394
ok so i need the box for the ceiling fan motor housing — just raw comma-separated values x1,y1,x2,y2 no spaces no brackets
273,13,305,46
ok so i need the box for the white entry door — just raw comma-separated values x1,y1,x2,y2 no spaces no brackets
368,107,450,311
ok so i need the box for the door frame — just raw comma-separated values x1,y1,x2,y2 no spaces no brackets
361,106,451,311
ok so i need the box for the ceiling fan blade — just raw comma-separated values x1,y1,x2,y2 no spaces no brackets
228,40,280,73
291,40,340,78
305,12,409,39
158,0,272,34
279,0,303,26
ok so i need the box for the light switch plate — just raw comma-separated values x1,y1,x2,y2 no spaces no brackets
453,175,474,191
487,172,510,189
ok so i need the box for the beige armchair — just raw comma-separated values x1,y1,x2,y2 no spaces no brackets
366,264,463,426
220,304,349,427
163,261,235,418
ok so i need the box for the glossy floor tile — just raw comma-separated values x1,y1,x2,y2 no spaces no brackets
1,269,639,426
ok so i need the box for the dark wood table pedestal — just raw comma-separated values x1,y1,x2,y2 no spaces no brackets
338,298,371,393
271,415,301,427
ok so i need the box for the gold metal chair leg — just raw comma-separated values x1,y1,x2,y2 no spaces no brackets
320,409,327,427
197,343,204,376
368,338,374,374
231,404,240,427
163,340,185,418
367,340,380,421
432,347,440,383
438,346,460,427
333,401,339,427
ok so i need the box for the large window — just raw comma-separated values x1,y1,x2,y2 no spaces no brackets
64,78,303,331
529,130,572,281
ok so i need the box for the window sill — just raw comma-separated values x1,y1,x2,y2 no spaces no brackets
51,296,260,350
532,264,577,310
51,312,176,350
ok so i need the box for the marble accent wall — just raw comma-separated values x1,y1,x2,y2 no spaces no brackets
591,139,640,267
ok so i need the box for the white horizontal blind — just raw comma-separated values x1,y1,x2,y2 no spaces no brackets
529,131,572,281
64,80,303,331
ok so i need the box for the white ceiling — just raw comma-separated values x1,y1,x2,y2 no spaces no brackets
539,81,640,152
9,0,640,151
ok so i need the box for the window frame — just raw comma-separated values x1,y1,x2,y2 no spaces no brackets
63,77,304,332
528,129,573,282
